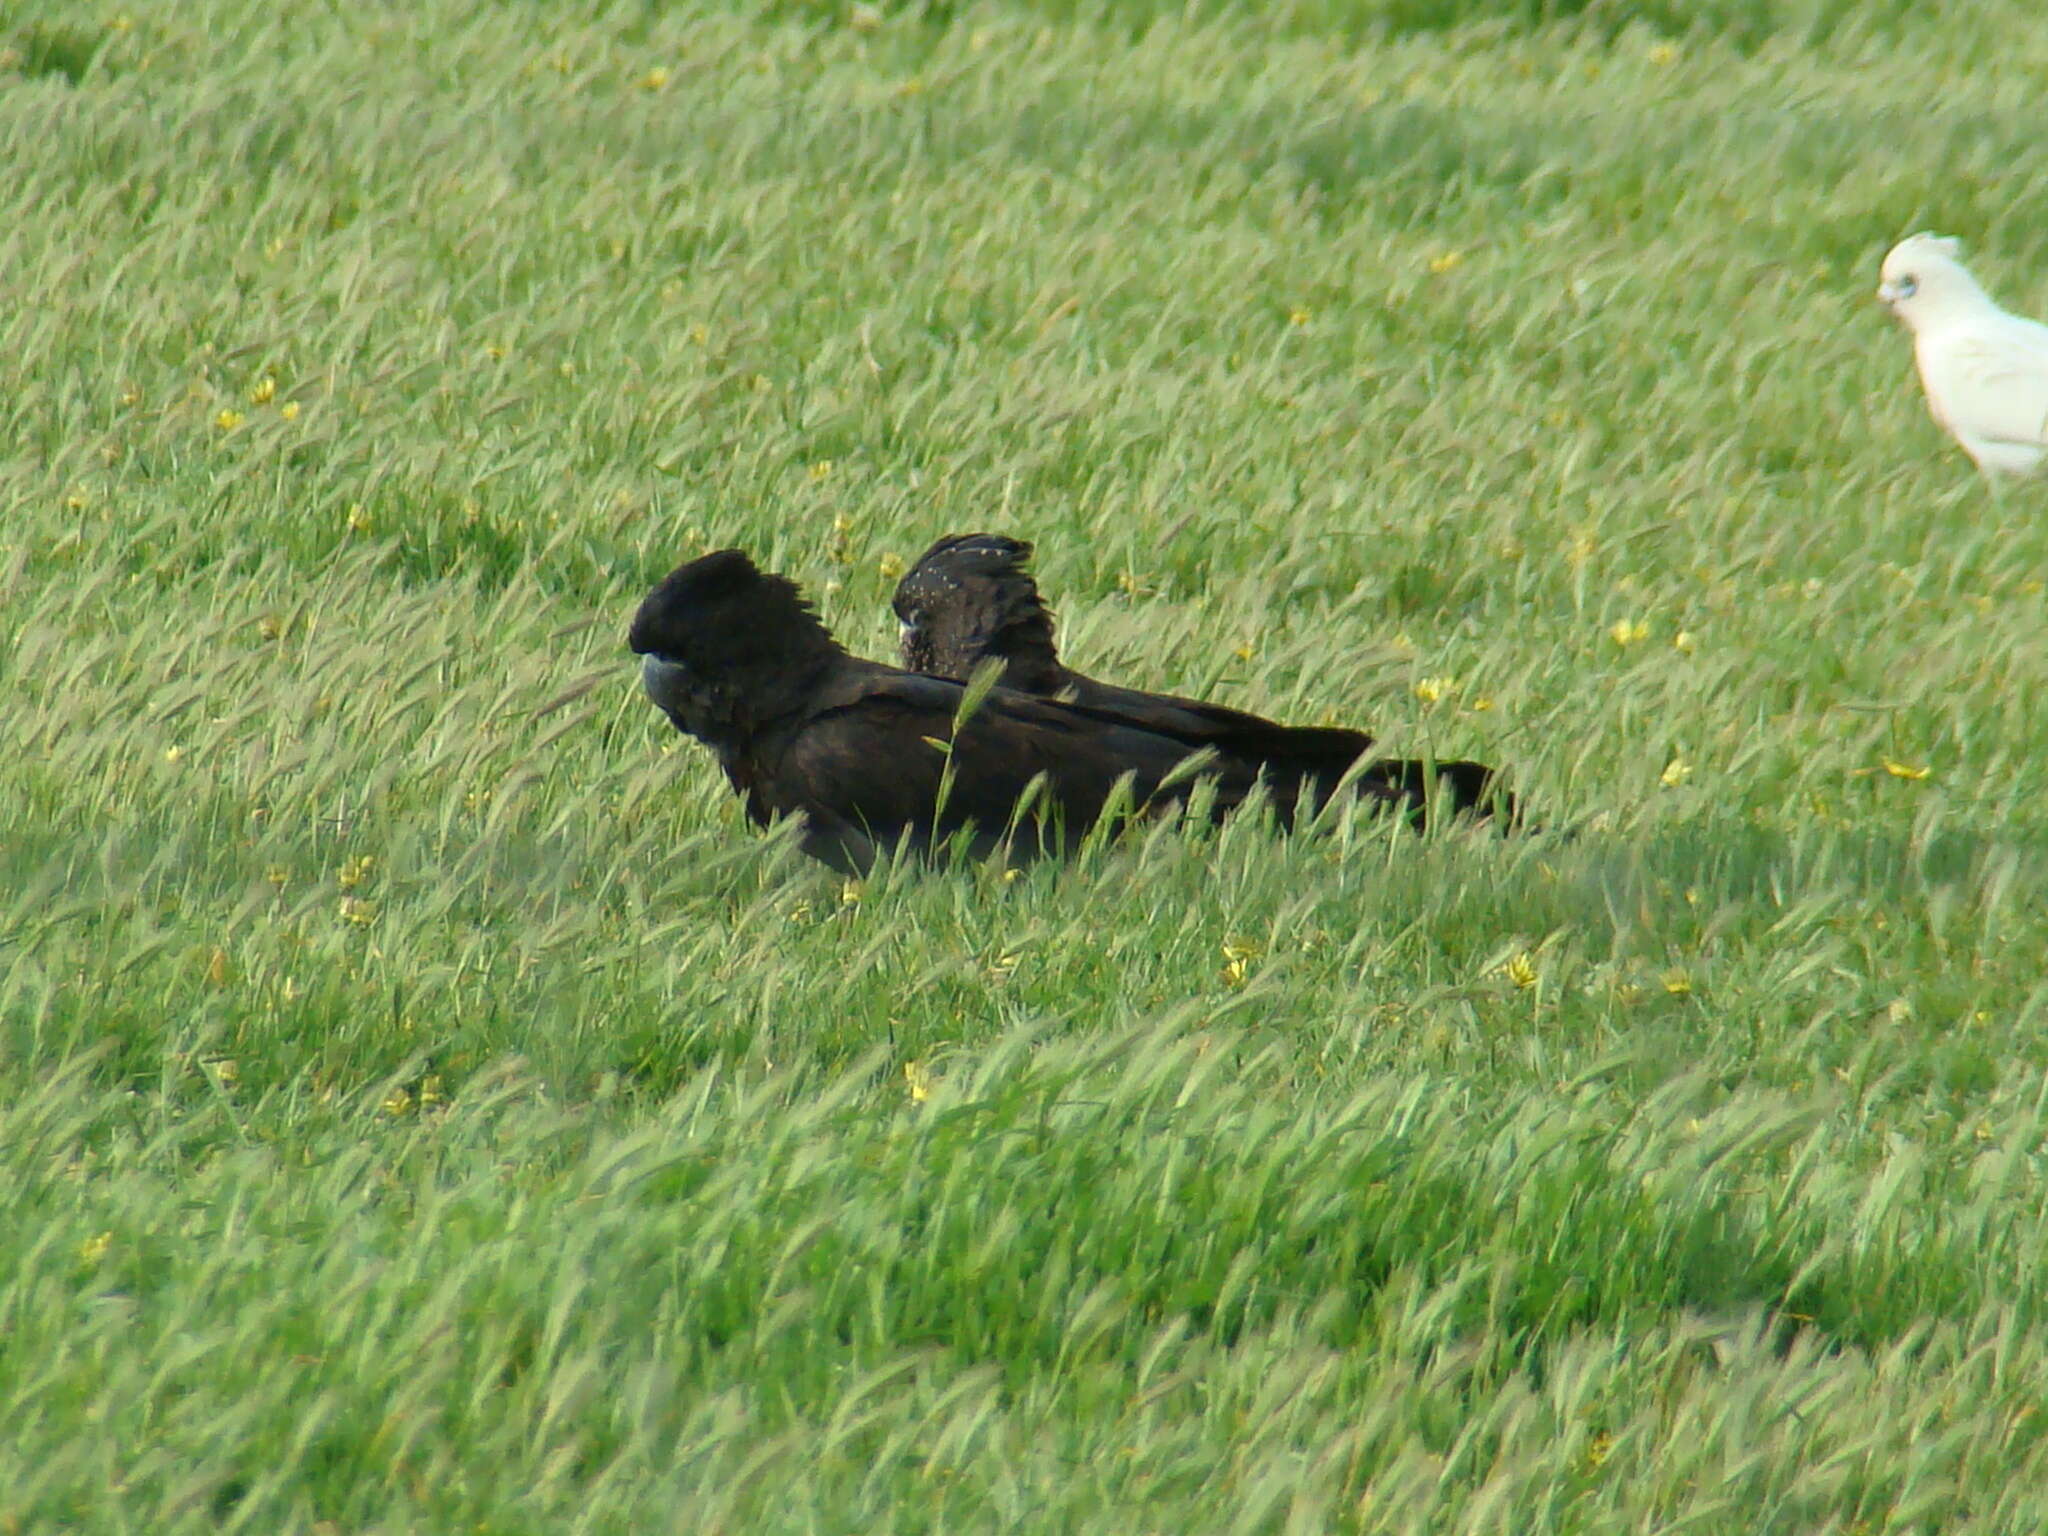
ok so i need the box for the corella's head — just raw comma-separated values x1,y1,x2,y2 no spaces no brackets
1878,232,1992,329
627,548,836,737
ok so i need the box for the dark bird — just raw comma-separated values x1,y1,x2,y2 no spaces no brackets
893,534,1517,828
627,548,1344,875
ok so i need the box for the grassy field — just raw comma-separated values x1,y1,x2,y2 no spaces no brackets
6,0,2048,1528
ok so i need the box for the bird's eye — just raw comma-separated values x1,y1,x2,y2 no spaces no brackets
1896,274,1918,298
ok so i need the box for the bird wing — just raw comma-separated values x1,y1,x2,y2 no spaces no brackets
1056,673,1517,827
774,671,1251,864
1923,321,2048,448
1054,672,1365,766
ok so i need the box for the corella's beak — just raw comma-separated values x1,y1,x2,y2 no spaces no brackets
1876,281,1904,305
898,620,915,650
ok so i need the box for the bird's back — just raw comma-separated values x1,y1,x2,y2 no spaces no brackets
759,659,1266,867
1916,311,2048,475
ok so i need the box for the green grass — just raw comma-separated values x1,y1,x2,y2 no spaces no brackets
6,0,2048,1528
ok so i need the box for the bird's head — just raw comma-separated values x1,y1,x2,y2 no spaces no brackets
628,548,838,734
1877,232,1990,327
892,533,1059,688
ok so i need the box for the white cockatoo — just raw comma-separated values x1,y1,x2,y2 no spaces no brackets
1878,232,2048,478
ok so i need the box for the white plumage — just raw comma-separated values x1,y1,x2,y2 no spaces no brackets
1878,232,2048,479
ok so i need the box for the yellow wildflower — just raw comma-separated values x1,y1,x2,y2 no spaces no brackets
216,408,244,431
1428,251,1464,275
1609,619,1649,647
1661,969,1692,997
904,1059,933,1104
638,66,670,91
79,1232,113,1264
1504,952,1538,990
249,376,276,405
1660,757,1691,787
279,401,300,421
1648,41,1679,65
1413,676,1452,704
877,552,906,581
1673,630,1696,654
1882,759,1931,781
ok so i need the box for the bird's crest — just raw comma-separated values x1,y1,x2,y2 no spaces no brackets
1900,230,1963,257
628,547,833,664
899,534,1036,592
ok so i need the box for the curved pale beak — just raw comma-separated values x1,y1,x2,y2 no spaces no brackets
639,652,688,707
1876,281,1905,305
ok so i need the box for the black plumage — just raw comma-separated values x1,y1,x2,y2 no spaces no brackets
628,548,1306,874
893,534,1517,828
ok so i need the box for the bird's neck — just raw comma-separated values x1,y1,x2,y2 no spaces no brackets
988,605,1064,694
998,647,1069,696
675,644,844,758
1917,275,2003,331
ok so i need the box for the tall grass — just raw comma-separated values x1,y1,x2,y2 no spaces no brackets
5,0,2048,1528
